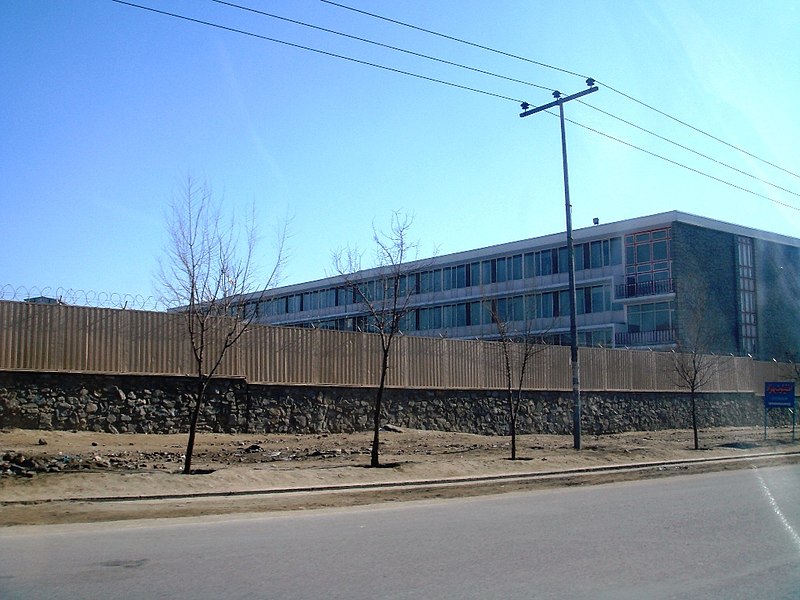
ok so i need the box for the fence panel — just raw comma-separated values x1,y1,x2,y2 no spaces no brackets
0,300,791,393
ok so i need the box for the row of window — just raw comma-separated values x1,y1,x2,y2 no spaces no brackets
242,236,624,317
295,284,615,333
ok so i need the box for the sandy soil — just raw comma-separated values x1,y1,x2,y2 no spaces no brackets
2,426,798,526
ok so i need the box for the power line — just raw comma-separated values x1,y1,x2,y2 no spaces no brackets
578,100,800,200
111,0,798,211
558,111,800,212
320,0,800,181
217,0,799,199
211,0,554,93
319,0,585,79
595,81,800,181
110,0,524,103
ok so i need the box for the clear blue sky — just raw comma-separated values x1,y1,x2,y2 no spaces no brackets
2,0,799,303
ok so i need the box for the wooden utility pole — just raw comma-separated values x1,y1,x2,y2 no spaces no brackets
520,80,598,450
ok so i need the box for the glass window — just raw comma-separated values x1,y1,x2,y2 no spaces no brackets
559,290,571,316
469,262,481,287
590,241,603,268
496,298,507,322
482,260,493,284
442,267,453,290
640,309,655,332
577,288,588,315
636,244,651,263
591,286,605,313
539,250,552,275
455,303,467,327
442,305,455,328
468,301,482,326
625,245,635,266
539,293,553,318
558,246,569,273
420,306,442,330
572,244,583,271
524,253,535,278
419,271,431,294
496,257,507,283
455,264,467,288
511,254,523,280
610,237,622,265
652,240,668,260
510,295,524,321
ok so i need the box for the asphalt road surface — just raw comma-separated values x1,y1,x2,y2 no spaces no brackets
2,465,799,599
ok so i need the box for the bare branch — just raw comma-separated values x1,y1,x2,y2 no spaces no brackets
155,175,288,473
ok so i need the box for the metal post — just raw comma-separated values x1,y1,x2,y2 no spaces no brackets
520,81,598,450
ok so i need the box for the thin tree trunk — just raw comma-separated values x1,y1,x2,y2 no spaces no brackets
371,349,390,468
691,393,699,450
508,389,517,460
183,377,206,474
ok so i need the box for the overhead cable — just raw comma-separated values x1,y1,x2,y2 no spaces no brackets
212,0,554,93
558,112,800,212
320,0,800,180
110,0,524,103
578,100,800,200
111,0,798,210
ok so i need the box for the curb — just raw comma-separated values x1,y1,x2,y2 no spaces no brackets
4,450,799,507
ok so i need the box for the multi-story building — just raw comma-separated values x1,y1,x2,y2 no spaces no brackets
237,211,800,361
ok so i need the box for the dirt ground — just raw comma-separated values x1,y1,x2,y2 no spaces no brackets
2,426,799,526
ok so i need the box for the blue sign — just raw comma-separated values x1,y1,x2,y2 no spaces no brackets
765,382,796,408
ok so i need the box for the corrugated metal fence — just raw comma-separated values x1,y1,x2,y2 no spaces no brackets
0,301,785,393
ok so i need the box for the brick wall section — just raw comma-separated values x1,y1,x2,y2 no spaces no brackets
1,370,791,436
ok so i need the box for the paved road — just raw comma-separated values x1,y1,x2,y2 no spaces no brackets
1,465,799,599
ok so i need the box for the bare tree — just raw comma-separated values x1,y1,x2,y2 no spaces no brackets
157,176,286,474
485,296,547,460
332,212,419,468
669,280,720,450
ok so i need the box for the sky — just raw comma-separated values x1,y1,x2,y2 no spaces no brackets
2,0,799,308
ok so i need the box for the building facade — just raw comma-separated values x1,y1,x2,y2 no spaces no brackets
237,211,800,361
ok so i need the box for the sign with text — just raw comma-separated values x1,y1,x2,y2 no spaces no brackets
765,382,796,408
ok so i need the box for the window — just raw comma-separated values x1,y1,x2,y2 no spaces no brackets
420,269,441,294
419,306,442,330
442,303,468,328
524,252,536,278
628,302,674,333
626,227,671,286
558,290,571,316
538,250,553,276
469,262,481,287
469,301,483,326
590,241,603,268
737,236,757,354
482,260,494,284
442,267,453,290
496,257,507,283
538,293,553,318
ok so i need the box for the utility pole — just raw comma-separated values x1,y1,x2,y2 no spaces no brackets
520,79,598,450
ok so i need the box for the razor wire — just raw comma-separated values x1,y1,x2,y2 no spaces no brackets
0,285,170,311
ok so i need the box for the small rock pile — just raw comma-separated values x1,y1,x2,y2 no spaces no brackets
0,449,186,478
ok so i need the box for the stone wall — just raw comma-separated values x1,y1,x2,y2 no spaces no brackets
0,370,791,436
